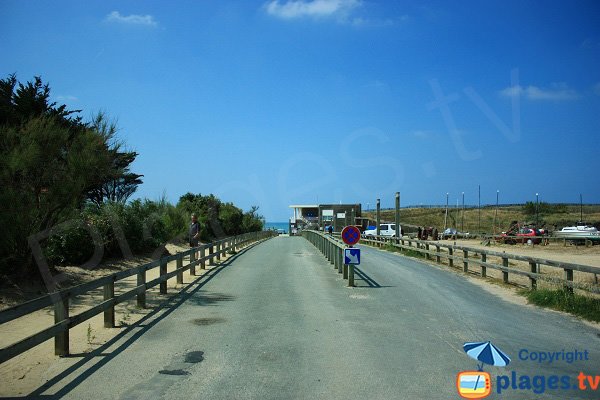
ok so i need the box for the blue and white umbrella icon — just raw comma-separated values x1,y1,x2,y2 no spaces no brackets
463,341,511,371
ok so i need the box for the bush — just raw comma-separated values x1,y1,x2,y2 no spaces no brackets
43,199,188,266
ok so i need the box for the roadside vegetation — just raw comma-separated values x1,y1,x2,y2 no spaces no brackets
519,288,600,322
0,74,263,284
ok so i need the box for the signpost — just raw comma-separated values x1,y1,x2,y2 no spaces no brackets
341,226,361,246
341,226,361,286
344,248,360,265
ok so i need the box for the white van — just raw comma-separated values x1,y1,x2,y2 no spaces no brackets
363,223,399,237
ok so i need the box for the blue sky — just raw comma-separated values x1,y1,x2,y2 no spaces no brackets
2,0,599,221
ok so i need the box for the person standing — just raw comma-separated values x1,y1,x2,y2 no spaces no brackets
189,214,200,248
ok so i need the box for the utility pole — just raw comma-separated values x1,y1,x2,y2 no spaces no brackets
461,192,465,233
535,192,539,227
478,185,481,234
494,190,499,234
376,198,381,236
395,192,400,237
444,192,449,230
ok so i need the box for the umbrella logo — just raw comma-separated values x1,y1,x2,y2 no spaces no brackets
457,341,511,399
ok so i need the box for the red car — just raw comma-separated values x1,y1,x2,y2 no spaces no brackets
499,228,544,244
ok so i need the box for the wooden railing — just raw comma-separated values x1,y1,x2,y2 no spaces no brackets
302,230,356,286
358,234,600,294
0,231,276,364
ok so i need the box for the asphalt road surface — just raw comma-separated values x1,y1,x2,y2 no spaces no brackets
34,236,599,399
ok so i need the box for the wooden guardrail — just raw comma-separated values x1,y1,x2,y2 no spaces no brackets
0,231,276,364
301,230,356,286
358,234,600,294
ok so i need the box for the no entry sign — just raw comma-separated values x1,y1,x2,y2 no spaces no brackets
341,226,361,246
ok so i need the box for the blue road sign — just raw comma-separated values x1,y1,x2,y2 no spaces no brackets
344,248,360,265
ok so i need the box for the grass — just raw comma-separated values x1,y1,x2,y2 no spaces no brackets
519,288,600,322
86,323,96,345
364,204,600,234
383,243,426,259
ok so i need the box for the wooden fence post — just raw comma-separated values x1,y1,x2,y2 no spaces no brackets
425,244,430,260
54,296,69,356
448,247,454,268
103,278,115,328
160,257,168,294
564,269,574,294
348,265,354,287
177,255,184,284
343,263,348,279
137,268,146,308
209,244,215,265
529,261,537,289
200,246,206,269
502,256,509,283
216,242,221,261
436,245,441,263
463,250,469,273
190,251,196,276
481,253,487,277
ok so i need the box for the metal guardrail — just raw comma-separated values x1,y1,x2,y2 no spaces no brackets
0,231,276,364
301,230,356,286
359,234,600,294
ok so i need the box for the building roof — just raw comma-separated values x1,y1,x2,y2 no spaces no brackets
289,205,319,208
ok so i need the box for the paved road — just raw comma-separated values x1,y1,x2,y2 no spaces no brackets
36,236,599,399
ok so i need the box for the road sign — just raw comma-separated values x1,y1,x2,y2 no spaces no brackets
344,248,360,265
341,226,361,246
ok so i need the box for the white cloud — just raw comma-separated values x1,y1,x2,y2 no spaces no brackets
500,83,578,101
105,11,157,27
264,0,361,20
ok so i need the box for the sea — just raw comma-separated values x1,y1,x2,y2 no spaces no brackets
264,222,288,233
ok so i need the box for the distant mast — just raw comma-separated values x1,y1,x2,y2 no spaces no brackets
580,193,583,222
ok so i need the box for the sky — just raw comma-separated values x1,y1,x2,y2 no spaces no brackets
1,0,599,221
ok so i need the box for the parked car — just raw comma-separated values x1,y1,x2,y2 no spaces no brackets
363,223,399,237
498,228,543,244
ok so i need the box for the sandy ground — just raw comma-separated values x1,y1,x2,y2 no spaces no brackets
450,238,600,266
0,242,241,397
443,238,600,289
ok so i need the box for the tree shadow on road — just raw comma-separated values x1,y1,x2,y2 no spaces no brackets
26,240,265,399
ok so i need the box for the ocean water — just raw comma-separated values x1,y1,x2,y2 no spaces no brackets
264,222,288,233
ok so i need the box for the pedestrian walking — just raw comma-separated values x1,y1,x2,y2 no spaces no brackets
189,214,200,248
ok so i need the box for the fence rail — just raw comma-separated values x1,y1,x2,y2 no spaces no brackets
301,230,357,286
0,231,275,364
358,234,600,294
